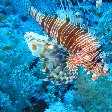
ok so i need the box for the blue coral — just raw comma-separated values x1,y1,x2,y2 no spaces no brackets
0,0,112,112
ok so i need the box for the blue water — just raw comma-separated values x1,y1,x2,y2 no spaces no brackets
0,0,112,112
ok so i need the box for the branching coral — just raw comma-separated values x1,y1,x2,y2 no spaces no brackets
30,0,59,16
7,65,38,111
0,91,15,112
10,0,31,16
0,0,112,112
96,6,112,38
75,75,112,111
45,102,68,112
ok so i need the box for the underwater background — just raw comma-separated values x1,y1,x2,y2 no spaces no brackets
0,0,112,111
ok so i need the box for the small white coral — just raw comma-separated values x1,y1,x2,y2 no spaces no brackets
96,0,102,8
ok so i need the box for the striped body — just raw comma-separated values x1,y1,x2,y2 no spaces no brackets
30,6,108,81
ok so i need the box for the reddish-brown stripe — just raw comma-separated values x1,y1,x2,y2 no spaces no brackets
71,30,89,51
43,17,51,33
62,26,77,47
34,12,37,20
52,19,62,39
75,33,91,50
66,28,86,50
48,18,57,37
57,22,68,44
59,24,72,45
41,16,47,30
61,25,74,46
70,31,86,52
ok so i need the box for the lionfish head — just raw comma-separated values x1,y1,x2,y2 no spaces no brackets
24,31,51,57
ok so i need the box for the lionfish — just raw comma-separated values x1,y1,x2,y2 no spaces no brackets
24,6,109,84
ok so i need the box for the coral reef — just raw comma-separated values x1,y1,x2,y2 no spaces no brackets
0,0,112,112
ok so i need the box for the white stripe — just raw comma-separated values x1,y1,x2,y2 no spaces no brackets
55,21,65,39
74,36,91,50
75,34,92,47
82,42,98,53
54,20,65,39
60,24,71,44
69,33,89,50
50,19,59,37
65,27,77,46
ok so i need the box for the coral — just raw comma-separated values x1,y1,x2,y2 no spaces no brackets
30,0,59,16
64,89,80,110
10,0,31,16
75,74,112,111
96,5,112,38
0,5,43,111
45,102,68,112
8,65,38,110
0,0,112,111
0,91,15,112
0,13,8,22
64,90,77,103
